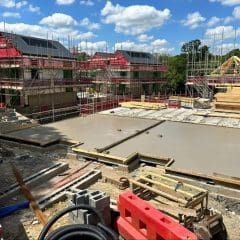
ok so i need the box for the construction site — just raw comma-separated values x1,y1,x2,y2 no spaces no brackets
1,30,240,240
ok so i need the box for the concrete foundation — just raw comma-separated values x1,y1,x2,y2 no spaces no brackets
108,121,240,177
47,114,158,150
0,125,61,146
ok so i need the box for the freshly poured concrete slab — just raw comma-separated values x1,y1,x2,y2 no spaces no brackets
47,114,158,150
108,121,240,177
1,125,61,146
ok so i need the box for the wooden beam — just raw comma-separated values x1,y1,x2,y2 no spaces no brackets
150,172,207,193
140,175,194,198
11,164,50,229
72,147,126,165
130,179,187,205
72,147,172,167
165,167,240,190
153,202,197,218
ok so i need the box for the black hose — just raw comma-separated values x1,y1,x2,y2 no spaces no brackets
38,204,118,240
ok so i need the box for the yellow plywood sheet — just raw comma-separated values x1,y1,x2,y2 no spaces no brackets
120,101,166,110
169,96,196,103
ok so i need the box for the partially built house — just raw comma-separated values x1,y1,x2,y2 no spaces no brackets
186,55,240,99
185,36,240,99
0,31,169,119
87,50,168,97
0,32,91,115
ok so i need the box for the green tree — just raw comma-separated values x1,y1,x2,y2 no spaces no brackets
182,39,210,61
224,48,240,59
166,54,187,93
77,52,89,61
181,39,201,54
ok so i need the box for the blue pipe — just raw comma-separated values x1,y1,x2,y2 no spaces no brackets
0,201,29,218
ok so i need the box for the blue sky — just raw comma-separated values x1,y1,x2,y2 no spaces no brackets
0,0,240,55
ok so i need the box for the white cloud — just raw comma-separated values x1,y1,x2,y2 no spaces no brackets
233,6,240,19
114,39,173,53
209,0,240,6
224,16,234,24
203,25,240,51
0,0,15,8
16,1,28,9
2,12,21,18
0,21,95,42
101,1,171,35
181,12,206,29
205,25,240,40
79,18,100,30
80,0,94,6
137,34,154,42
28,4,40,14
0,1,41,14
215,43,240,54
207,16,221,27
78,41,108,54
56,0,75,5
40,13,77,28
78,31,96,39
0,22,49,39
151,39,168,47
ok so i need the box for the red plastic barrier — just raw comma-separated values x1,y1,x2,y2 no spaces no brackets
0,103,5,108
117,192,198,240
168,100,181,108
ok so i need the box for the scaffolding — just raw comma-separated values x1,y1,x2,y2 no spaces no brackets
83,51,169,99
0,32,96,122
185,30,240,99
0,31,169,121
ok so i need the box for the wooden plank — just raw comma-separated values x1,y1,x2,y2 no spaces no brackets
138,153,172,166
165,167,240,189
72,147,126,164
130,179,187,205
150,172,207,193
153,201,197,217
140,176,194,199
186,194,207,209
213,172,240,182
120,101,167,110
11,164,50,230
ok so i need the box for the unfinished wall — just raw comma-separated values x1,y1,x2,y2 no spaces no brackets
23,69,64,80
27,91,77,107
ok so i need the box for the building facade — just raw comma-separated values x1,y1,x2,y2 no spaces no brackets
87,50,168,97
0,32,168,116
0,32,90,112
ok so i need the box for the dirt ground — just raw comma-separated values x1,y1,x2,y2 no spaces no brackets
1,141,240,240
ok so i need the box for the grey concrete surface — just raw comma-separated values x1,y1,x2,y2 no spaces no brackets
2,125,61,146
47,114,157,150
108,121,240,177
